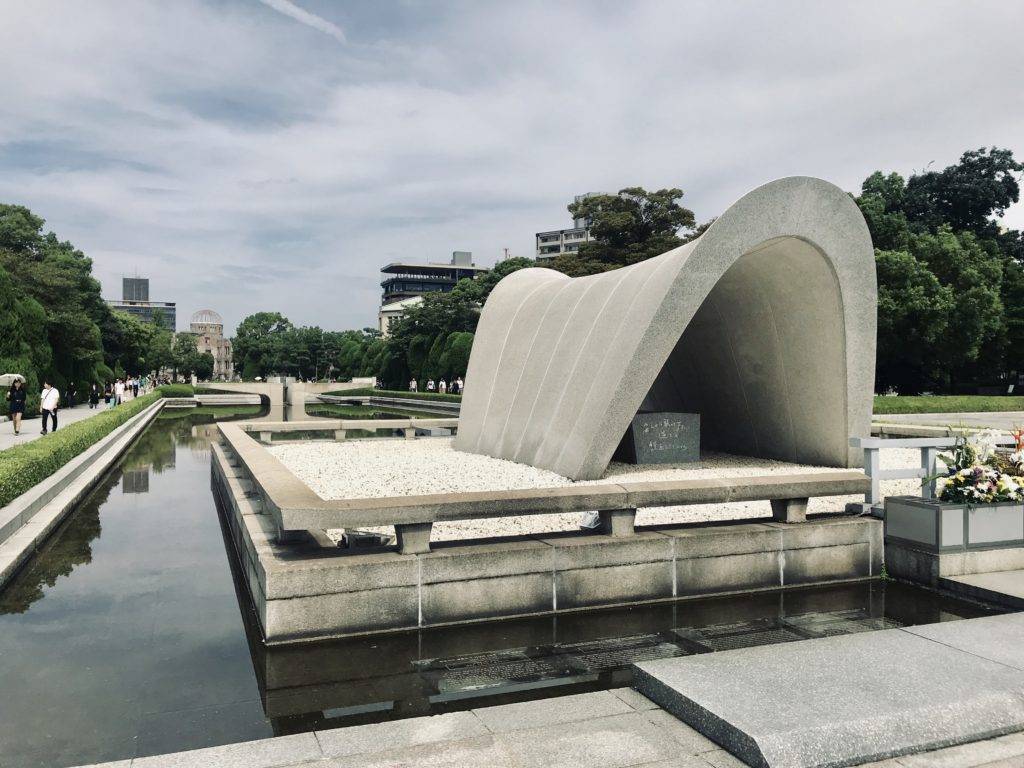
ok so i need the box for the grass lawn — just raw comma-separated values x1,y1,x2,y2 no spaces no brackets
327,387,462,403
304,403,437,419
874,395,1024,415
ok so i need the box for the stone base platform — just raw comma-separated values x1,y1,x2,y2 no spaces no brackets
212,442,882,644
634,613,1024,768
941,569,1024,610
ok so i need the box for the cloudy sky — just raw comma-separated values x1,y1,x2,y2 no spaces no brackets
2,1,1022,334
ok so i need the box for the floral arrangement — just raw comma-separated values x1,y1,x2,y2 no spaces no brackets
937,428,1024,504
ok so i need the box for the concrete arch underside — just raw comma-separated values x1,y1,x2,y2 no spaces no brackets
454,177,877,480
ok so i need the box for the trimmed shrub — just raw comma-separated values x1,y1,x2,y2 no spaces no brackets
0,392,163,508
157,384,194,398
327,387,462,403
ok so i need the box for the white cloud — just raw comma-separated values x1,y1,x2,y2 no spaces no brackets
256,0,346,43
0,0,1021,334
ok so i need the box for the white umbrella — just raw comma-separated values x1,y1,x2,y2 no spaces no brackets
0,373,26,386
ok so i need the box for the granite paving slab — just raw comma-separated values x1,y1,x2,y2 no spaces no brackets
941,570,1024,609
903,613,1024,673
634,620,1024,768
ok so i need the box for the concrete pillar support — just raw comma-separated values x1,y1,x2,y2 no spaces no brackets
395,522,432,554
771,497,809,523
259,431,272,444
598,508,636,537
334,429,347,441
403,427,416,439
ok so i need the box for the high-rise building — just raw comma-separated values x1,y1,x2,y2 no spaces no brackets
190,309,233,381
106,277,176,329
379,251,488,305
535,193,602,259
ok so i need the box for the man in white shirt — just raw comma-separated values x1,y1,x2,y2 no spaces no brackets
40,380,60,434
114,379,125,405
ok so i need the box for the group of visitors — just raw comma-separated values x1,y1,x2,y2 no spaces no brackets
4,374,150,437
408,377,463,395
4,379,60,435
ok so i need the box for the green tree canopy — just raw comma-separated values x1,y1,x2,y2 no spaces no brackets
857,146,1023,393
548,187,698,276
0,204,109,389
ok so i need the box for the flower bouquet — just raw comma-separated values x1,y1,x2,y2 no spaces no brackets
885,428,1024,554
937,429,1024,504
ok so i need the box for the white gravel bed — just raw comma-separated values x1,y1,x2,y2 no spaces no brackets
269,438,926,543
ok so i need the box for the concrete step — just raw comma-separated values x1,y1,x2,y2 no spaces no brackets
634,613,1024,768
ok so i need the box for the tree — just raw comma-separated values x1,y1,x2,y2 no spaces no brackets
903,148,1023,238
193,352,215,381
549,187,697,276
232,312,293,378
146,328,175,378
103,311,155,376
0,204,109,389
856,146,1023,393
171,333,200,379
438,331,474,379
0,265,50,415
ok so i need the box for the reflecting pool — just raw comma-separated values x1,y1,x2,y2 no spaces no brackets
0,408,1004,768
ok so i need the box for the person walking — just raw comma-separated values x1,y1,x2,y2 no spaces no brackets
67,381,77,409
438,379,447,395
39,380,59,434
5,378,27,435
409,378,418,393
89,383,100,409
114,378,125,406
132,377,139,398
426,379,435,393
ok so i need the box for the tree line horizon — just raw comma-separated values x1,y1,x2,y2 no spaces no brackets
3,146,1022,410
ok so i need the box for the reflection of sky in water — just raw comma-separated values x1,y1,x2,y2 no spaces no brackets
0,410,1004,768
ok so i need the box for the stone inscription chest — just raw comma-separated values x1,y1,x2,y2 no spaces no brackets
615,412,700,465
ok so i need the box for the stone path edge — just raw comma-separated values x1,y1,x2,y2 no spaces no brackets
0,399,165,589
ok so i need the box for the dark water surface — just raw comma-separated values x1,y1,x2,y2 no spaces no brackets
0,410,1004,767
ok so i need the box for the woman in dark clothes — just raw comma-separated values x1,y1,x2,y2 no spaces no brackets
89,383,101,409
5,378,27,435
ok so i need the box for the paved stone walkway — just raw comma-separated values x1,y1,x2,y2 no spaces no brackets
0,396,145,452
874,411,1024,431
74,687,1024,768
78,689,747,768
945,569,1024,609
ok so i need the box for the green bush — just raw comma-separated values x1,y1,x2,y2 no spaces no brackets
328,387,462,403
156,384,194,398
0,392,162,508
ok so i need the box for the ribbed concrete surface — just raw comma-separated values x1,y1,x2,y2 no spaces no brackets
455,177,877,480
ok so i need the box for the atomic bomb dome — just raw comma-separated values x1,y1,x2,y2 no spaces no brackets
189,309,233,380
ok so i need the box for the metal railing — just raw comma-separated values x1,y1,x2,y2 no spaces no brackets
849,435,1019,512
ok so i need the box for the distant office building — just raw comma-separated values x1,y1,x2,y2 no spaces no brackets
535,193,602,259
190,309,234,381
107,277,176,329
123,277,149,302
379,251,488,305
121,467,150,494
378,295,423,337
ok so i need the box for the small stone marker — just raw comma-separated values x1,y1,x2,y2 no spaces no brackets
615,412,700,465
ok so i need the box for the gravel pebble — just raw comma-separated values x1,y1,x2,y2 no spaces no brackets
268,437,926,542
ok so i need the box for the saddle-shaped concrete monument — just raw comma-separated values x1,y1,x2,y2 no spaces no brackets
455,176,877,479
